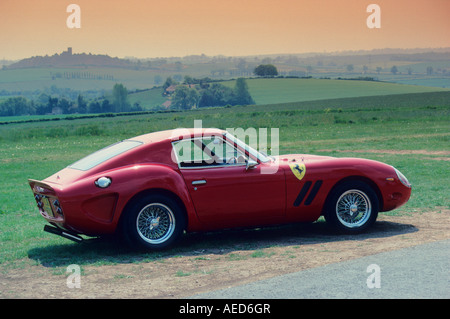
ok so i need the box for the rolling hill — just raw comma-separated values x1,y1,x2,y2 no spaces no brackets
127,78,449,110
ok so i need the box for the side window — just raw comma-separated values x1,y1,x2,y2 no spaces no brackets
172,136,247,168
172,138,212,165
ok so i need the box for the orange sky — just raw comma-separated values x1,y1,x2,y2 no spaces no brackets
0,0,449,60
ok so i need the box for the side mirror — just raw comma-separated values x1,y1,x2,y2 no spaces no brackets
245,159,258,170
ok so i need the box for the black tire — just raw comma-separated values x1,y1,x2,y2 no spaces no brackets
120,194,186,250
324,181,379,233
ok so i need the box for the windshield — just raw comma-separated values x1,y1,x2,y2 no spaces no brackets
224,132,270,163
69,140,142,171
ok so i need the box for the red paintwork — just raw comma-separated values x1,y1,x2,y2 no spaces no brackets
29,128,411,237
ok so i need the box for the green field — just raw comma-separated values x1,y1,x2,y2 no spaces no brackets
0,67,162,92
225,78,449,105
0,89,449,267
1,64,448,109
3,76,446,115
126,77,448,110
125,88,168,110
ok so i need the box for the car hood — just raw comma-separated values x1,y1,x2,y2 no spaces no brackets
276,154,334,164
275,154,337,165
275,153,396,176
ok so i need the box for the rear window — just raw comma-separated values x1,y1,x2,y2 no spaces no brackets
69,140,142,171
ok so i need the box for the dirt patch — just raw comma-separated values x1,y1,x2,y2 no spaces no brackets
1,209,448,299
424,157,450,162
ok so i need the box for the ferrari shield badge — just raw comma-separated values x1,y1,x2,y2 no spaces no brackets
289,163,306,181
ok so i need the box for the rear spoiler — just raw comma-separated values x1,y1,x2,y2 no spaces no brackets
28,179,57,196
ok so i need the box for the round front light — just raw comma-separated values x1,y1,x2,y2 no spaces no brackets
394,168,411,188
95,177,112,188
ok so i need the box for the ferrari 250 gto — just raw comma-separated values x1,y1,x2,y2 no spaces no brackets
29,128,411,249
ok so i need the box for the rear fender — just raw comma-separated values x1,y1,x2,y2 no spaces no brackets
105,164,201,231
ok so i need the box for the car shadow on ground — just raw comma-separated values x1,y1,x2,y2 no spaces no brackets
27,218,418,268
178,219,418,254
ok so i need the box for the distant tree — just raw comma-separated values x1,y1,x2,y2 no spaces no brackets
390,65,399,75
184,75,195,85
233,78,254,105
426,66,433,75
187,89,199,109
36,101,51,115
376,67,382,74
88,100,102,113
77,94,87,113
36,93,50,106
58,98,72,114
48,97,59,113
162,77,175,96
198,89,215,107
346,64,354,72
112,83,129,112
101,99,113,113
172,86,188,109
0,97,34,116
131,102,143,112
363,65,369,74
172,86,198,110
198,83,234,108
254,64,278,77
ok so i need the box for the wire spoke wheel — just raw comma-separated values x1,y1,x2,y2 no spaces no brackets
335,189,371,228
136,203,175,244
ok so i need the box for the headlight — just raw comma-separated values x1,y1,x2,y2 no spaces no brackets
394,168,411,188
95,176,112,188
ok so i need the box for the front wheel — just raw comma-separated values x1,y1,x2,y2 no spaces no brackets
324,181,379,233
121,194,186,250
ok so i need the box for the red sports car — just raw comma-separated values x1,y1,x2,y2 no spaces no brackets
29,128,411,249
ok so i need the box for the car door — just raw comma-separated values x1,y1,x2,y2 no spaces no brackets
172,135,286,229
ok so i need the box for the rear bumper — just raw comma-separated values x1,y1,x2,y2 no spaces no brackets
30,180,85,242
29,178,120,236
29,179,65,223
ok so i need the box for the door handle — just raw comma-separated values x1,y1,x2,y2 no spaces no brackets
192,180,207,185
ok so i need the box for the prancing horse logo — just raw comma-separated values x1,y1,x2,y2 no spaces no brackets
289,163,306,181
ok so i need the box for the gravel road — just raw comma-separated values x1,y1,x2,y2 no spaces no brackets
192,239,450,299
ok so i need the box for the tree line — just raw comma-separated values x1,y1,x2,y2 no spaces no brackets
166,77,254,110
52,71,115,81
0,64,275,116
0,76,256,117
0,83,141,117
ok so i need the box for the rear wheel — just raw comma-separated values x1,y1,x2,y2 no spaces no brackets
121,194,185,250
324,181,379,232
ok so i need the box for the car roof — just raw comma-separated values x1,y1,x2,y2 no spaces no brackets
130,128,226,145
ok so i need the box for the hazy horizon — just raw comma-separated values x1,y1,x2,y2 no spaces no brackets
4,46,450,63
1,0,449,61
